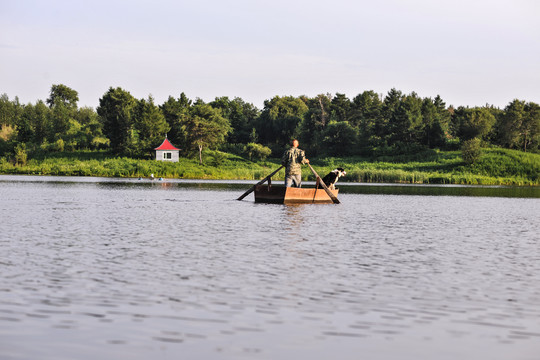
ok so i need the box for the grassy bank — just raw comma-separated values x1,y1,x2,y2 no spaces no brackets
0,148,538,186
319,149,539,185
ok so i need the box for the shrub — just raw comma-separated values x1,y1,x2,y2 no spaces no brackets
461,138,482,164
91,136,110,150
244,143,272,161
210,151,226,167
14,143,28,166
55,139,65,152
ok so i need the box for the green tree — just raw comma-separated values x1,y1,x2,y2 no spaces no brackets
44,85,80,143
71,107,107,150
322,121,358,156
183,104,231,164
160,93,191,149
17,104,35,144
256,96,308,151
382,89,403,120
32,101,52,145
46,84,79,110
378,88,404,143
76,106,98,125
0,95,23,132
419,96,448,148
350,90,383,151
0,96,22,155
523,102,540,152
0,94,21,127
453,107,496,141
13,100,51,146
461,138,482,164
49,102,71,141
0,94,11,126
210,96,259,144
496,100,525,149
297,94,331,155
330,93,352,122
133,95,170,156
496,100,540,152
389,92,423,144
434,95,451,128
64,119,84,151
350,91,382,126
97,87,137,154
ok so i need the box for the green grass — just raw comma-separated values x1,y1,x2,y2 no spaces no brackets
0,150,281,180
312,148,539,185
1,148,538,186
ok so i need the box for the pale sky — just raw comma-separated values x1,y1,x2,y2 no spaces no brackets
1,0,539,109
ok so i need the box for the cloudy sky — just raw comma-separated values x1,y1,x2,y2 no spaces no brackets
1,0,538,109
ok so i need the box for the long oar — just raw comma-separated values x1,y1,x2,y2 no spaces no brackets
237,165,284,201
307,163,340,204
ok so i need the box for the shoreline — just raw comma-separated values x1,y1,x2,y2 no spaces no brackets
2,174,538,199
0,148,538,186
0,173,538,188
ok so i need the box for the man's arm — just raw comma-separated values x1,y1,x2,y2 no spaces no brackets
300,150,309,164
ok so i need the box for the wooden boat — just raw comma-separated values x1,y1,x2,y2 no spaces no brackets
237,164,340,204
254,185,339,204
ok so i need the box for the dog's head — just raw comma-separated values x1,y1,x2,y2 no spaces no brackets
334,168,346,178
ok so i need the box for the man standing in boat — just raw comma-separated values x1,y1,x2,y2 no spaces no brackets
281,139,309,188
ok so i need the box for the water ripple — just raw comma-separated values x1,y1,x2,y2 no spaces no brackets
0,181,539,359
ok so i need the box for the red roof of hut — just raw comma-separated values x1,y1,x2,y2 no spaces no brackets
154,138,180,151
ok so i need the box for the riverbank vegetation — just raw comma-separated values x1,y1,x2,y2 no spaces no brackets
0,147,538,185
1,85,539,185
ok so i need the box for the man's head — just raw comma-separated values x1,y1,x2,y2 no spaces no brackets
292,139,299,148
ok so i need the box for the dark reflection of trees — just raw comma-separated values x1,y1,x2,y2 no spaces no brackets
339,185,538,198
92,180,537,199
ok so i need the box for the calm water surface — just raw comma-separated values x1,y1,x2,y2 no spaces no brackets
1,176,539,360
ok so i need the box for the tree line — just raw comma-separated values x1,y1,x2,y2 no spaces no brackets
1,84,539,165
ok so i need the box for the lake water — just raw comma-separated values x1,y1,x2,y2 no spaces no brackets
1,175,539,360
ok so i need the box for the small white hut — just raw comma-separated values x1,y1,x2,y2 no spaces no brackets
154,137,180,162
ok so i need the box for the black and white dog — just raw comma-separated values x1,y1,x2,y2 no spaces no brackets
320,168,346,190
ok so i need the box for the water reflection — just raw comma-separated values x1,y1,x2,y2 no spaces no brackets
1,175,538,198
282,204,306,231
339,183,540,198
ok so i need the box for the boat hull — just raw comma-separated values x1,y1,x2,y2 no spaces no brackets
254,185,339,204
